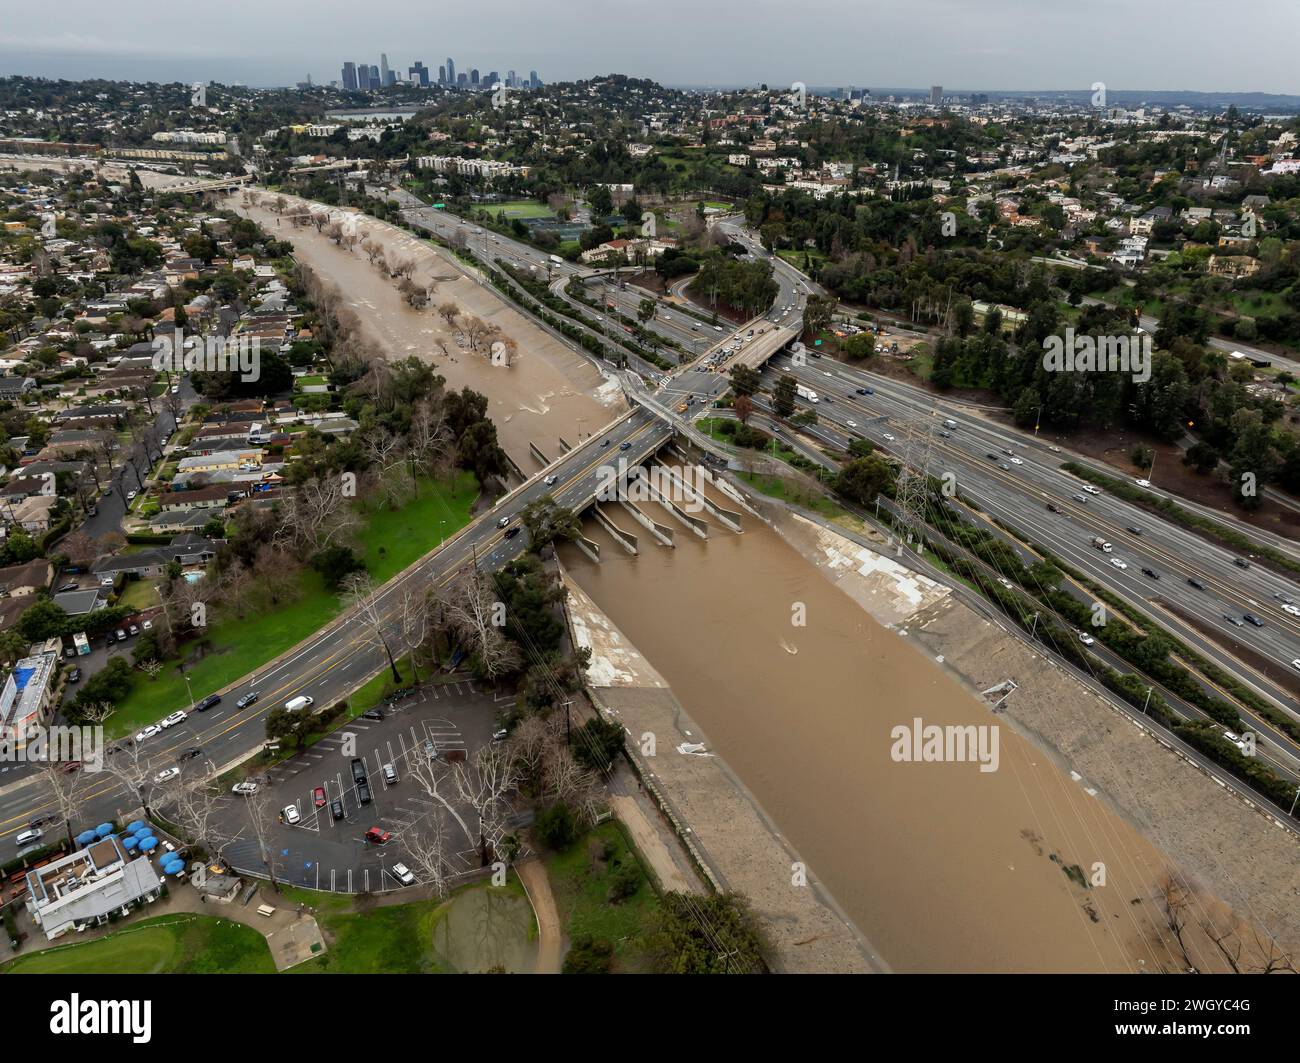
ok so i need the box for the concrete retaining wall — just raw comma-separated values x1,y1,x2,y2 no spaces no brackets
591,503,638,554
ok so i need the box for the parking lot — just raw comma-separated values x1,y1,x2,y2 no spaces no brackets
218,681,511,891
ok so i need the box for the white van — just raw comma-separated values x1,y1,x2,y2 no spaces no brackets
16,828,42,846
284,695,314,712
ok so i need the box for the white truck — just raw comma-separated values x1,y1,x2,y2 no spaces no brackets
549,254,563,266
795,385,820,404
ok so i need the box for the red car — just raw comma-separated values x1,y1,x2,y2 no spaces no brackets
312,786,327,808
364,827,391,845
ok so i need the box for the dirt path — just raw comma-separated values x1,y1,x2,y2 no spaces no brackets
515,859,564,974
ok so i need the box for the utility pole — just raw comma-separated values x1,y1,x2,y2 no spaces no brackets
1142,686,1152,715
1290,785,1300,818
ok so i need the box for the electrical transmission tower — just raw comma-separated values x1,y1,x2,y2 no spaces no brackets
892,408,939,556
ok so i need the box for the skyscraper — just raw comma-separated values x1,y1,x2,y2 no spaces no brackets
506,70,516,88
369,65,380,90
470,68,480,88
446,57,455,86
529,70,539,88
409,61,429,87
342,62,357,91
930,85,942,105
438,65,446,84
380,53,390,87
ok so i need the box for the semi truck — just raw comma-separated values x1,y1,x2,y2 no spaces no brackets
796,385,819,404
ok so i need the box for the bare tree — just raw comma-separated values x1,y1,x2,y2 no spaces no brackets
171,778,244,863
33,759,93,848
102,742,158,819
245,791,282,893
444,572,521,680
341,572,404,684
452,742,519,867
277,473,361,554
401,806,456,897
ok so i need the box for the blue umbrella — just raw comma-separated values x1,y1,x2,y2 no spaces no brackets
76,830,97,845
137,836,159,852
122,836,139,851
128,820,147,833
95,822,113,837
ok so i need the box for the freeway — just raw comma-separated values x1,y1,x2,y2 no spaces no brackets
0,405,671,840
757,355,1300,716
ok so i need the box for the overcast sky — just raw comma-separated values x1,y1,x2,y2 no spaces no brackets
1,0,1296,95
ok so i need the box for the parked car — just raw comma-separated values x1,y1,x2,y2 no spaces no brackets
67,667,81,683
361,709,384,721
282,805,301,825
161,711,187,728
330,798,345,820
364,827,391,845
390,862,416,886
195,694,221,712
127,623,139,636
135,725,162,743
382,763,398,785
232,782,259,795
313,786,327,808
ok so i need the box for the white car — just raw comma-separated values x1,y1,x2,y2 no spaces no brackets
126,490,137,501
135,725,162,743
390,862,416,886
1082,485,1102,495
543,474,558,486
1284,604,1300,617
1291,659,1300,671
231,782,259,795
845,420,858,429
1134,479,1151,488
1078,631,1096,646
882,433,896,442
154,767,180,783
161,711,187,728
1109,558,1128,570
282,805,301,825
1009,457,1024,465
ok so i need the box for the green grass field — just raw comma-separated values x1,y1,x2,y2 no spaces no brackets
487,199,554,220
2,914,275,974
290,875,529,974
107,472,479,736
546,822,659,972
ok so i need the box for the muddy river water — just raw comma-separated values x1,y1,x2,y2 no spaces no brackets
242,194,1213,972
